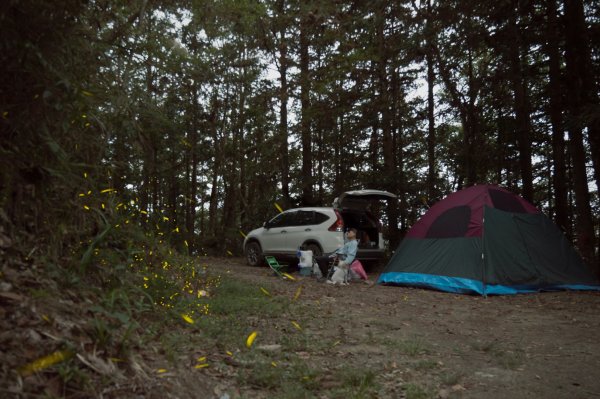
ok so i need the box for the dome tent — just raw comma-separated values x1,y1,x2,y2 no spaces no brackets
377,185,600,295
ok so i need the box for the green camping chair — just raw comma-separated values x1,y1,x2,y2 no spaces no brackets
264,256,288,277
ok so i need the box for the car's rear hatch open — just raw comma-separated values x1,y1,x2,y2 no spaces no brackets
333,190,397,261
333,189,397,211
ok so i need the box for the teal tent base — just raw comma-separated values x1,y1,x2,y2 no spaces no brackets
377,272,600,295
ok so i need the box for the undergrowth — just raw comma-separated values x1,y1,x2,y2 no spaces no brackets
1,210,384,398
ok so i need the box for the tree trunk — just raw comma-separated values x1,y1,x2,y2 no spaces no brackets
207,95,220,237
426,0,436,200
433,44,471,189
186,83,199,253
564,0,597,266
545,0,569,236
276,0,291,207
376,3,399,248
333,113,345,195
151,147,159,212
317,126,325,204
223,68,248,235
562,0,600,202
139,151,150,214
391,66,405,240
508,0,534,202
112,126,126,196
299,4,313,206
465,46,477,186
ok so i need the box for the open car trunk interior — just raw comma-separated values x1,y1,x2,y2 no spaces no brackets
340,210,380,248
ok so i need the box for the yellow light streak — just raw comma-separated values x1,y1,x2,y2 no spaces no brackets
19,350,73,376
246,331,258,348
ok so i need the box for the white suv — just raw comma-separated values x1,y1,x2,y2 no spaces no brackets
243,190,396,266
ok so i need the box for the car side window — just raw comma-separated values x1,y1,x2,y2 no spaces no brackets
296,211,314,226
266,213,284,228
267,211,297,228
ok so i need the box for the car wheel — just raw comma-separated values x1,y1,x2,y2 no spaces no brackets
305,243,323,257
246,242,263,266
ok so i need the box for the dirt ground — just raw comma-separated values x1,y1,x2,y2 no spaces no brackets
208,257,600,399
3,256,600,398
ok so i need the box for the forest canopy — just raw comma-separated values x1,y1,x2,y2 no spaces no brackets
1,0,598,269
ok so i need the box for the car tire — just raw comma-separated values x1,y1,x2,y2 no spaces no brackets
305,243,323,257
246,242,263,266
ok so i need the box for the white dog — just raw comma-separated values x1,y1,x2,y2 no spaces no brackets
327,264,349,285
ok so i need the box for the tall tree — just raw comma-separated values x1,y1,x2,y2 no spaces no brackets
375,1,400,246
545,0,569,234
507,0,534,201
563,0,597,266
299,1,314,206
425,0,437,200
263,0,292,207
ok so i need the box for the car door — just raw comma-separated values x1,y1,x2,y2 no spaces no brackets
261,211,297,253
283,210,315,251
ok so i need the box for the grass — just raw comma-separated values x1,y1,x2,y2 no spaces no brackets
183,276,383,398
403,383,434,399
494,348,525,370
335,368,380,398
471,340,525,370
414,359,439,371
440,371,463,386
382,335,430,356
203,278,290,317
159,332,191,364
8,240,454,399
234,350,327,399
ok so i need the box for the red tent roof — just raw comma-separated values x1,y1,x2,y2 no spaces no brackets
408,185,539,239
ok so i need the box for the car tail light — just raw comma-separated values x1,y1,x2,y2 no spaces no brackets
328,210,344,232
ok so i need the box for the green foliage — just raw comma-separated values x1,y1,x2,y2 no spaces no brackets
1,1,110,265
2,0,599,265
56,360,92,394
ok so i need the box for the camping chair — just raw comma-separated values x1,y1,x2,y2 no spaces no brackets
264,256,288,277
324,257,336,280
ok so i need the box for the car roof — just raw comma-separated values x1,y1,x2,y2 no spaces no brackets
282,207,333,212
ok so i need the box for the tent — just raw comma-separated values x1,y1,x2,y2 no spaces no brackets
378,185,600,295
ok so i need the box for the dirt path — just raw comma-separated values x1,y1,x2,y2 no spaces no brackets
209,257,600,398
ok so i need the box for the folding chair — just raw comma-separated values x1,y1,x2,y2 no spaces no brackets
324,257,345,281
264,256,288,277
